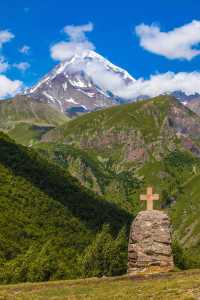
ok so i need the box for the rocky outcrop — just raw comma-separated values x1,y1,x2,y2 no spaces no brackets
128,210,174,275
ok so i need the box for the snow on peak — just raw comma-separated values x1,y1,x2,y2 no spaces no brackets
25,50,137,116
51,50,135,83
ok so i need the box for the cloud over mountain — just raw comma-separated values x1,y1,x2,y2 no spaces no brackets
116,72,200,99
135,20,200,60
83,69,200,99
50,22,95,61
48,22,200,102
64,57,200,99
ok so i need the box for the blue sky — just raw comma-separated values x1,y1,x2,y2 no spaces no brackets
0,0,200,98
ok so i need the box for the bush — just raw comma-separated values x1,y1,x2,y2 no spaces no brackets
79,225,128,277
172,240,186,270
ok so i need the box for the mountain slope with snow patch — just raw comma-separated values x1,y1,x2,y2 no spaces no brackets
25,50,136,115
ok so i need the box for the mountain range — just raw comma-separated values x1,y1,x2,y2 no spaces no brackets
2,50,200,283
34,96,200,268
1,94,200,282
23,49,200,117
38,95,200,206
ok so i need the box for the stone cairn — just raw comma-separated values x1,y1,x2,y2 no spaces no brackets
128,187,174,275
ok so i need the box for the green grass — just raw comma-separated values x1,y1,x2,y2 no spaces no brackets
170,173,200,259
1,270,200,299
0,95,68,130
8,123,55,146
43,95,199,144
0,95,68,145
43,95,176,144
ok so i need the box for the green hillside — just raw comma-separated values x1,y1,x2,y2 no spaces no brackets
0,95,68,145
3,95,200,283
34,96,200,268
0,132,131,283
37,95,200,209
42,95,200,146
35,142,139,211
170,172,200,268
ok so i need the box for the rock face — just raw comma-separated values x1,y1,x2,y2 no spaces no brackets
128,210,174,275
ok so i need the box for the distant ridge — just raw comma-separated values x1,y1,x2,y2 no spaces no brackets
0,95,68,145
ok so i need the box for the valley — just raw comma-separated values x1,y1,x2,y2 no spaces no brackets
1,57,200,289
1,94,200,282
32,96,200,269
1,1,200,297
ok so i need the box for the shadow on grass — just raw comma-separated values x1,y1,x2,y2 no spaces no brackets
0,133,133,235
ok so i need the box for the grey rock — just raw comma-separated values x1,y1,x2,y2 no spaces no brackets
128,210,174,275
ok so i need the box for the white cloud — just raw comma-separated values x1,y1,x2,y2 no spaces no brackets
19,45,30,55
81,60,132,95
90,71,200,99
130,72,200,98
50,22,95,61
135,20,200,60
13,62,30,72
0,75,23,99
0,29,14,47
0,29,24,99
0,29,14,73
51,41,94,61
0,57,9,73
68,60,200,99
49,21,200,100
64,22,93,42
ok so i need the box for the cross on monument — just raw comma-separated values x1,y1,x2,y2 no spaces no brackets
140,187,159,210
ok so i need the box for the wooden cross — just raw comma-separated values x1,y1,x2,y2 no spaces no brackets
140,187,159,210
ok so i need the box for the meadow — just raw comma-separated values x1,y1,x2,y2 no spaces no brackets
0,270,200,300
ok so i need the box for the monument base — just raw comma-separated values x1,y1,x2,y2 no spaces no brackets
128,210,174,276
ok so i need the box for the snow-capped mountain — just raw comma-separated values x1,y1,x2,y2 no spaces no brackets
26,50,135,116
25,50,200,116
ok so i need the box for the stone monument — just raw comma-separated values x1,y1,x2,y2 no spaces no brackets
128,187,174,275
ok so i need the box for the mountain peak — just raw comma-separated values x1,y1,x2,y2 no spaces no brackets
25,50,135,116
24,50,200,118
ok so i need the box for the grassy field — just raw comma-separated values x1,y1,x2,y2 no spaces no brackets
1,270,200,300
